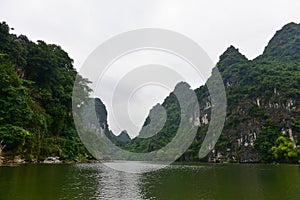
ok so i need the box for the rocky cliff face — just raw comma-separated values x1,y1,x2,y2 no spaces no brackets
192,23,300,163
132,22,300,163
94,22,300,163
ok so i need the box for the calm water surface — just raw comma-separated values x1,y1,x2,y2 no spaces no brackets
0,162,300,200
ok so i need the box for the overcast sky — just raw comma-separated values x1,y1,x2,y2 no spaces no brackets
1,0,299,137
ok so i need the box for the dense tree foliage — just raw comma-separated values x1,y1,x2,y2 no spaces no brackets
0,22,90,161
270,136,300,163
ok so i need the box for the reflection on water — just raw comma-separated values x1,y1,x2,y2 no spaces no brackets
103,160,167,173
0,162,300,200
62,162,146,200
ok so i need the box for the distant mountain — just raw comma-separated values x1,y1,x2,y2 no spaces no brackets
92,22,300,163
217,45,248,72
261,22,300,60
93,98,131,145
117,130,131,142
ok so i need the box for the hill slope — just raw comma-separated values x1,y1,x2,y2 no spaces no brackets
0,22,91,162
112,22,300,163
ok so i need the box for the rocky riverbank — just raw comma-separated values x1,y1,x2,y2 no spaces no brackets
0,155,100,166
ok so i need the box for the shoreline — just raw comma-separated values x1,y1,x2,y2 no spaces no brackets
0,159,101,166
1,159,299,166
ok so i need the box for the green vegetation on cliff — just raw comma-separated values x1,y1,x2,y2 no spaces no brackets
0,22,90,161
101,22,300,163
1,21,300,164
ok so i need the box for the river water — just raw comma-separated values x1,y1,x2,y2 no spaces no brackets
0,162,300,200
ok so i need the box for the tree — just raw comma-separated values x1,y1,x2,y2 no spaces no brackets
270,136,299,163
254,120,281,162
